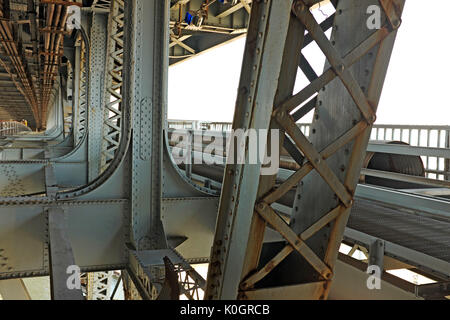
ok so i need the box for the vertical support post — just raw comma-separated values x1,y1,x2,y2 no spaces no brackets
88,13,108,181
45,164,58,198
125,0,169,250
205,0,294,300
239,10,306,290
48,208,84,300
369,239,385,271
445,129,450,181
73,43,81,144
185,129,193,179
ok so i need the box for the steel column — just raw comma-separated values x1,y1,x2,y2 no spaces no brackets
125,0,169,251
48,207,84,300
88,13,108,181
205,0,295,300
205,0,406,300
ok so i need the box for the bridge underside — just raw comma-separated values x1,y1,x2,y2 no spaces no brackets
0,0,449,301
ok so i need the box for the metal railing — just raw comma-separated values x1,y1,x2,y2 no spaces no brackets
0,121,32,137
168,120,450,181
369,125,450,180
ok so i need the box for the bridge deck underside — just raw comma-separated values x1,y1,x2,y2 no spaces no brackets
0,56,33,123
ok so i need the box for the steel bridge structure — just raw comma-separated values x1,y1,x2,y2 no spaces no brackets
0,0,449,300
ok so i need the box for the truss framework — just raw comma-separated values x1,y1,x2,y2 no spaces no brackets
74,38,87,144
100,0,124,172
2,0,440,301
205,0,405,300
87,271,116,300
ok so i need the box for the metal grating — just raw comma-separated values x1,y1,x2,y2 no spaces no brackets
348,199,450,263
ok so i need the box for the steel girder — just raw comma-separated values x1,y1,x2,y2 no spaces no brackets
204,0,406,300
122,0,208,299
0,0,417,301
204,0,298,299
47,207,84,300
88,13,108,182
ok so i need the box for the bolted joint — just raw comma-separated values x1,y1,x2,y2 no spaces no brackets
292,0,306,14
256,202,266,211
391,18,402,29
324,270,333,280
276,110,286,120
367,113,377,125
240,279,251,291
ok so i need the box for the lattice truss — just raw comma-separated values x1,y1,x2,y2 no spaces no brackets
92,0,113,11
122,249,206,301
205,0,405,300
101,0,124,172
75,37,87,144
177,263,206,300
86,271,116,300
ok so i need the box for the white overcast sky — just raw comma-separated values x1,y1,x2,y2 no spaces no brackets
168,1,450,126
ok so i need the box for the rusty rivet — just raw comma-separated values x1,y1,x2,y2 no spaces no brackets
392,19,401,28
294,1,305,12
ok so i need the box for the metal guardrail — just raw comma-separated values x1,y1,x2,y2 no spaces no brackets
0,121,32,137
369,125,450,180
168,120,450,182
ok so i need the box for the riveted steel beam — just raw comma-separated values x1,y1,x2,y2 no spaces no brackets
48,207,84,300
87,13,108,181
204,0,295,300
126,0,169,251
